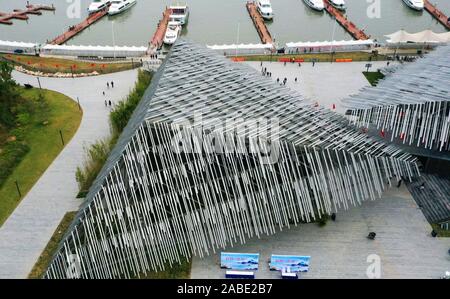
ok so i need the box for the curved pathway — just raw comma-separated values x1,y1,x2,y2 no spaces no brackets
0,69,139,278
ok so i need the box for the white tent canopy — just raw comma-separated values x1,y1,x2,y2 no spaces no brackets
0,40,37,54
207,43,274,55
285,39,374,53
385,30,450,44
286,39,374,48
41,44,148,57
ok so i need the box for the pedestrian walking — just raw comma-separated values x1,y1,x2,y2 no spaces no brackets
312,60,315,67
298,62,301,67
108,100,112,107
103,91,105,96
111,81,114,88
104,100,107,107
295,77,298,83
107,82,110,88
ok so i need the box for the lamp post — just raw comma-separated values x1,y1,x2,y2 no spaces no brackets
330,16,337,63
112,20,116,59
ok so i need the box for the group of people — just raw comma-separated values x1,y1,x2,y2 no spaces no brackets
103,81,116,108
260,62,300,87
261,67,272,77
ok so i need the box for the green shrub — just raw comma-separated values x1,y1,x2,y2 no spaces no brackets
110,70,152,133
75,139,111,193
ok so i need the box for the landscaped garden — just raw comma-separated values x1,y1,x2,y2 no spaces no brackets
0,61,82,226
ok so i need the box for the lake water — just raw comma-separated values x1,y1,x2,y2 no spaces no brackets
0,0,449,46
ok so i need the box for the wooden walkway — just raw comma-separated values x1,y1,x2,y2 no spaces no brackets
49,7,109,45
323,0,370,40
149,8,172,50
424,0,450,30
246,2,273,44
0,4,55,25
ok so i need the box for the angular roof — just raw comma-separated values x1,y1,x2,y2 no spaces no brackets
343,44,450,152
44,40,419,279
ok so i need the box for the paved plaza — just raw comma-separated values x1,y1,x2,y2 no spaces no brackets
245,60,392,114
0,69,139,278
191,185,450,279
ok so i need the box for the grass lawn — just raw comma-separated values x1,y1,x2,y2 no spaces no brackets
238,51,387,63
137,259,192,279
0,88,82,226
0,54,140,75
28,211,77,279
432,224,450,238
363,71,385,86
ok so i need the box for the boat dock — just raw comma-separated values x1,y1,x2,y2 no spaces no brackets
246,1,273,44
0,4,55,25
424,0,450,30
149,8,172,50
49,7,109,45
323,0,370,40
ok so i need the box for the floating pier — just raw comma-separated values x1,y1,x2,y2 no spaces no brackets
0,4,55,25
246,1,273,44
49,7,109,45
424,0,450,30
323,0,370,40
149,8,172,50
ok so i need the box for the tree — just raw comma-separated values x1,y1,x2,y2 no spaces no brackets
0,61,17,128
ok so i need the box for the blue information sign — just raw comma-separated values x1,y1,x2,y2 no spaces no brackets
220,252,260,270
269,255,311,273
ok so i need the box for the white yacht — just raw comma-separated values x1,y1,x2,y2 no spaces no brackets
256,0,274,20
329,0,346,10
108,0,137,15
402,0,424,11
88,0,111,13
163,21,182,45
169,4,189,25
303,0,324,11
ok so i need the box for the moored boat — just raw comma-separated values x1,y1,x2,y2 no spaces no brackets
256,0,274,20
169,4,189,25
329,0,346,11
402,0,424,11
303,0,325,11
88,0,111,13
108,0,137,16
163,21,182,45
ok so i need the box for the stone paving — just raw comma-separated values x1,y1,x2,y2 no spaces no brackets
245,60,392,114
191,185,450,279
0,69,139,278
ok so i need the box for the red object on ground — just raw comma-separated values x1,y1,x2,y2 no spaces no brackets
278,58,291,63
231,57,246,62
332,104,336,110
335,58,353,62
380,130,385,138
